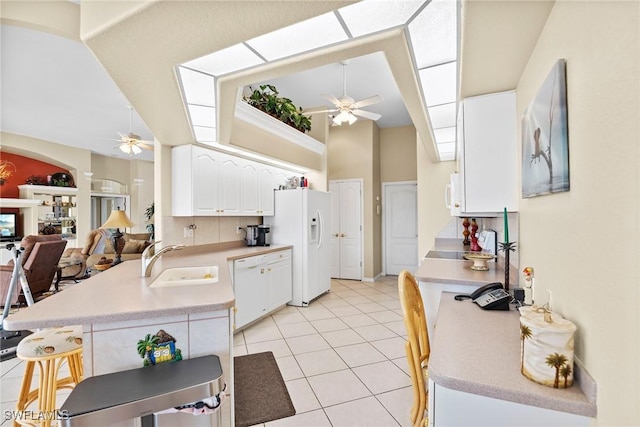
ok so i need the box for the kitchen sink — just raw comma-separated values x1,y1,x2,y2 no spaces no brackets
149,266,219,288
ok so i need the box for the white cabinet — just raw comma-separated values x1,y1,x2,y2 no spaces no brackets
452,91,518,215
233,249,292,330
18,185,79,247
173,145,287,217
428,380,590,426
240,161,277,216
218,154,241,215
172,145,219,216
266,250,292,308
233,255,268,330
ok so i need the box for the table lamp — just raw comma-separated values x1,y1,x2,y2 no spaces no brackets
100,210,134,266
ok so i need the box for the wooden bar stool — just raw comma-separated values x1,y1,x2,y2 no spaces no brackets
14,326,83,427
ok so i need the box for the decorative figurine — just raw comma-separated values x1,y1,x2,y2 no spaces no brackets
470,219,481,251
462,217,471,246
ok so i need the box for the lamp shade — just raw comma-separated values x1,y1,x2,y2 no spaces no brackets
100,210,134,229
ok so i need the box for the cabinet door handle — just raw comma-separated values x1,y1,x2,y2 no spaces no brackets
340,233,346,237
260,268,264,274
332,233,339,237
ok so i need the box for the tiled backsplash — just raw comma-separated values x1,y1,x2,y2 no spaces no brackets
162,215,262,247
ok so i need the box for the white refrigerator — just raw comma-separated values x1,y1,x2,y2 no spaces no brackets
265,189,331,306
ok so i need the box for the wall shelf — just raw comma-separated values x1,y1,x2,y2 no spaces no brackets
234,101,325,155
0,198,42,208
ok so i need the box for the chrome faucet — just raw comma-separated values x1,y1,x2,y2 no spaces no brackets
141,241,185,277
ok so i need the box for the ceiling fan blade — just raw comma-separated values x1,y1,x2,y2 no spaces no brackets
353,95,383,109
137,142,154,150
321,93,342,108
303,106,338,114
352,109,382,121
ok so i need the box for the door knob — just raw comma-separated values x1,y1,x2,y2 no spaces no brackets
332,233,339,237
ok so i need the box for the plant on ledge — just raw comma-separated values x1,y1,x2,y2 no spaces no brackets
243,84,312,133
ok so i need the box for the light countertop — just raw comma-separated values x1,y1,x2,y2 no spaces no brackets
416,238,519,287
3,242,292,331
415,257,519,287
429,293,597,417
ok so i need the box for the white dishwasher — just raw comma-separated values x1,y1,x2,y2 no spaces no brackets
233,255,268,330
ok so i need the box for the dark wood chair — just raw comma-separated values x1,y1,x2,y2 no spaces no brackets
0,235,67,306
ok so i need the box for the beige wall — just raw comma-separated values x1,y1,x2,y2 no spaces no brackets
416,132,456,258
516,2,639,425
380,125,417,183
328,120,382,279
371,123,382,278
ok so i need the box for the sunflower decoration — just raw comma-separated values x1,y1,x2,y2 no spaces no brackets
0,160,16,186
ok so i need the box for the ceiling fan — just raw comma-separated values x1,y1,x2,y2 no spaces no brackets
304,61,383,126
116,106,153,156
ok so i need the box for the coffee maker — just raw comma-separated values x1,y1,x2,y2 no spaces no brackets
257,225,270,246
244,225,271,246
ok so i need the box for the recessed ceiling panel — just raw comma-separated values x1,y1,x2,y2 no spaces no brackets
338,0,425,37
428,102,456,129
183,43,264,76
246,12,348,61
177,67,216,106
419,61,456,106
409,0,457,69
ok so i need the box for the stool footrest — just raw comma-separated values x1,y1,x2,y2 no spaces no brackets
59,355,224,427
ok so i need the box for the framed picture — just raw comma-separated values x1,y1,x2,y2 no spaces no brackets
521,59,570,198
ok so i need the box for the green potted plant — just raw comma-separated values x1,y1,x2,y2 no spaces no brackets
243,84,312,133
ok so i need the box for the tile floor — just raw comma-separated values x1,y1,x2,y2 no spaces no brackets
1,276,414,426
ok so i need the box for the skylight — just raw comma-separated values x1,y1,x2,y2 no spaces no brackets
176,0,459,162
337,1,425,37
245,12,348,62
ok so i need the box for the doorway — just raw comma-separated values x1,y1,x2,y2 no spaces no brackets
383,181,418,275
329,179,363,280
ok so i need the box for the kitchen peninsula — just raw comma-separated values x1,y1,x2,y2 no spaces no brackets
3,242,292,427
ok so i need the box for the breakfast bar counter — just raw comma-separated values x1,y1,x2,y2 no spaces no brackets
3,242,292,330
3,242,292,427
427,293,596,425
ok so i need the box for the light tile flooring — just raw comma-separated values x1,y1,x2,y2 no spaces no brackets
1,276,414,426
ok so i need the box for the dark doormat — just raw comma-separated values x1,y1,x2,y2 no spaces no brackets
234,351,296,427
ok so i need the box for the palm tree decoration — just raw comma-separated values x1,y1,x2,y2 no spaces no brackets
560,364,573,388
137,333,160,366
520,323,532,373
545,352,568,388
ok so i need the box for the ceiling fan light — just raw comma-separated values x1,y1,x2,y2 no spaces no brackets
119,144,131,154
347,112,357,125
332,115,342,126
132,144,142,155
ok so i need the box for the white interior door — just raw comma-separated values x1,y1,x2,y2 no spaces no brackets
330,180,362,280
384,182,418,275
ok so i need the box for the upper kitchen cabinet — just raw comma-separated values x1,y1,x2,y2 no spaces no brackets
452,91,518,215
172,144,288,217
240,161,278,216
172,145,219,216
218,153,241,215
